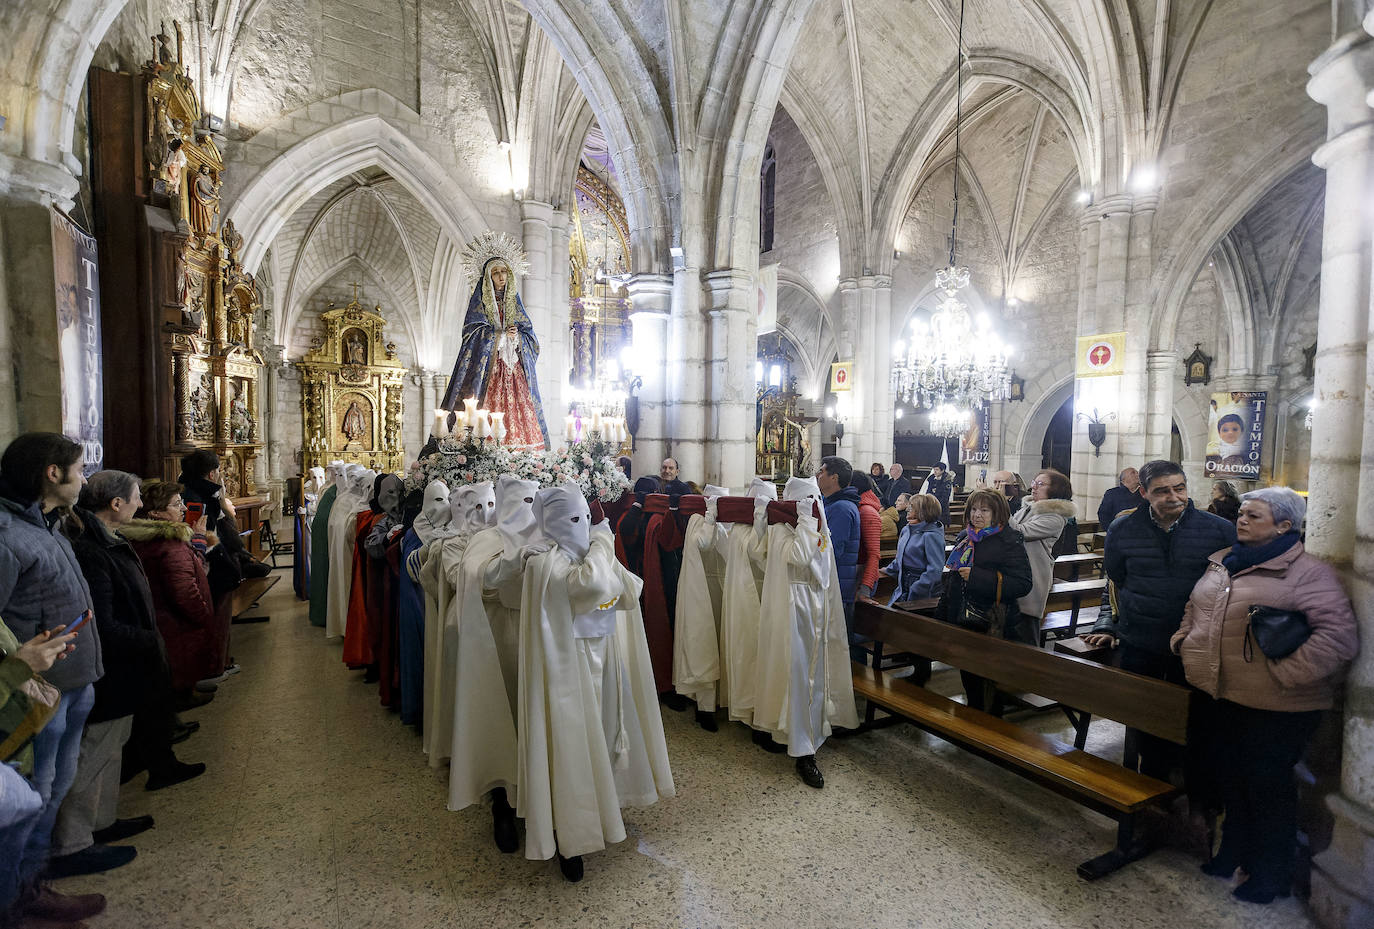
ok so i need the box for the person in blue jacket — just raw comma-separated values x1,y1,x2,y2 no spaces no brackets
882,493,945,605
816,456,861,661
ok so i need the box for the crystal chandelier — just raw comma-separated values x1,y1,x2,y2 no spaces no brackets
928,403,972,438
890,0,1012,411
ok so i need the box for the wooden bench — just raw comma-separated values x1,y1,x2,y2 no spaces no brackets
1038,577,1108,644
229,574,279,623
1053,551,1103,580
852,600,1191,880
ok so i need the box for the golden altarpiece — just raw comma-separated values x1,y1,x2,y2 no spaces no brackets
755,334,814,478
568,166,632,386
297,292,406,473
90,20,264,498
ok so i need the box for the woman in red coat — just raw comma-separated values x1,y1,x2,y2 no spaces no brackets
123,480,227,699
848,473,885,601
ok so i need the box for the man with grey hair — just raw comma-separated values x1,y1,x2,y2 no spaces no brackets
1088,459,1234,780
1097,466,1143,527
884,463,911,508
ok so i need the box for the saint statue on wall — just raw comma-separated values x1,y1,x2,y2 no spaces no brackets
341,400,367,443
441,232,550,451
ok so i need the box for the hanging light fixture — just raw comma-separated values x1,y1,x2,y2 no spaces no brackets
891,0,1012,412
928,403,972,438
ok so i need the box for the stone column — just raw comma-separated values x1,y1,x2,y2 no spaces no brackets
520,199,556,416
1306,24,1374,929
705,268,757,489
545,209,571,426
1070,194,1156,520
263,343,285,487
666,263,708,483
1144,350,1177,461
0,156,82,446
626,273,672,475
416,371,433,446
869,275,895,469
834,278,859,461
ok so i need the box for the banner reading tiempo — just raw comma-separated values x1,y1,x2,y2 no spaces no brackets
1205,391,1266,480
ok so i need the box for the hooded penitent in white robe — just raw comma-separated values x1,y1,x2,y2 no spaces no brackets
673,495,729,711
325,465,369,638
422,481,496,767
447,474,540,812
752,478,859,756
516,484,674,861
719,480,778,727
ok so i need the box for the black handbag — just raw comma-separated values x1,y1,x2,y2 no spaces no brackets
1243,604,1311,661
952,571,1005,637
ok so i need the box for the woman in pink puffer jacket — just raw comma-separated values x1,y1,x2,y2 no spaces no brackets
1172,486,1358,904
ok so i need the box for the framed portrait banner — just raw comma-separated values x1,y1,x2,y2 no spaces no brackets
1206,391,1266,480
959,401,991,465
51,209,104,474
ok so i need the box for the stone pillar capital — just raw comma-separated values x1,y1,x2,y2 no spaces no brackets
0,153,79,211
519,199,555,224
1146,349,1178,370
626,272,674,310
838,277,859,293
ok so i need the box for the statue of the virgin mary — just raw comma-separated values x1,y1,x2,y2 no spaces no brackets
441,232,550,451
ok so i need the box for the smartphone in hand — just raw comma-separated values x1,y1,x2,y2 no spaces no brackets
65,611,93,636
185,501,205,526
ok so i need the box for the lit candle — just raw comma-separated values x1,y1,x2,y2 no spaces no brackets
564,415,577,443
475,410,489,439
489,411,505,444
591,410,603,434
453,408,468,430
463,397,478,420
432,409,448,438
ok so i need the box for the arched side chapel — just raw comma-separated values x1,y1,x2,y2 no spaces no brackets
1,1,1372,925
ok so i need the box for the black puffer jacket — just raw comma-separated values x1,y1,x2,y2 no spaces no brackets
935,526,1035,643
1102,501,1235,655
66,508,169,723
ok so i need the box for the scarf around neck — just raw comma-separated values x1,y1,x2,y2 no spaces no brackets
946,523,1002,569
1221,530,1299,575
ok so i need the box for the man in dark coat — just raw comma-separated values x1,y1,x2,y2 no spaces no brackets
177,448,269,580
884,463,912,508
1097,466,1143,527
0,433,106,926
1088,459,1235,779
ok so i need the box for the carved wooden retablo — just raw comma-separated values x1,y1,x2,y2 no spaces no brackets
297,289,406,473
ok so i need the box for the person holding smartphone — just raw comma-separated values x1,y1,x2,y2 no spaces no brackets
0,433,109,927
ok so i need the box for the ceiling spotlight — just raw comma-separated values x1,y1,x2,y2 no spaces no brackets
1007,297,1019,308
1075,189,1092,205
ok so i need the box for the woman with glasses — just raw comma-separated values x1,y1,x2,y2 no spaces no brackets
1008,469,1076,633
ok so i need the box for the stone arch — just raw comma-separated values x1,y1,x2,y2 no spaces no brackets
778,82,867,275
227,97,491,276
516,0,679,271
1010,371,1075,469
870,53,1095,273
1148,128,1322,354
287,256,422,363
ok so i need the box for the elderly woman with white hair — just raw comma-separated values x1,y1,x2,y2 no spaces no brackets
1171,486,1358,904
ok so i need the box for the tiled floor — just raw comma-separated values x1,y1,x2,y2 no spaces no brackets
58,578,1317,928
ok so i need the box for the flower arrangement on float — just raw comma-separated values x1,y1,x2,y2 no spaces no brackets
405,401,631,503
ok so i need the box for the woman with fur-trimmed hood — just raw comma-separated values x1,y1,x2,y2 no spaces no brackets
122,479,226,697
1008,469,1077,625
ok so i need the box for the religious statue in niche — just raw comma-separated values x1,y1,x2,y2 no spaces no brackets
1183,343,1213,386
189,164,220,236
226,291,251,345
229,380,253,444
220,452,241,499
344,329,367,366
161,137,187,194
190,373,215,439
441,231,550,451
341,398,368,444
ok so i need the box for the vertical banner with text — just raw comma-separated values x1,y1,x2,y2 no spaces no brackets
51,210,104,473
959,401,991,465
1206,391,1266,480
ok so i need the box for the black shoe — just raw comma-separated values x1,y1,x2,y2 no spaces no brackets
1232,881,1291,904
795,755,824,789
558,853,584,883
751,729,787,754
695,710,718,732
491,789,518,854
658,692,689,712
193,681,218,694
1200,858,1237,879
145,760,206,791
170,720,200,745
92,816,154,844
362,664,380,685
44,843,137,878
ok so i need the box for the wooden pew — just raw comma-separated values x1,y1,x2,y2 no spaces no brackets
1053,551,1103,580
852,600,1191,880
229,574,279,623
1038,577,1107,644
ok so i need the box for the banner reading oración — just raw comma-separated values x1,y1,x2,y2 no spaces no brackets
1206,391,1266,480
